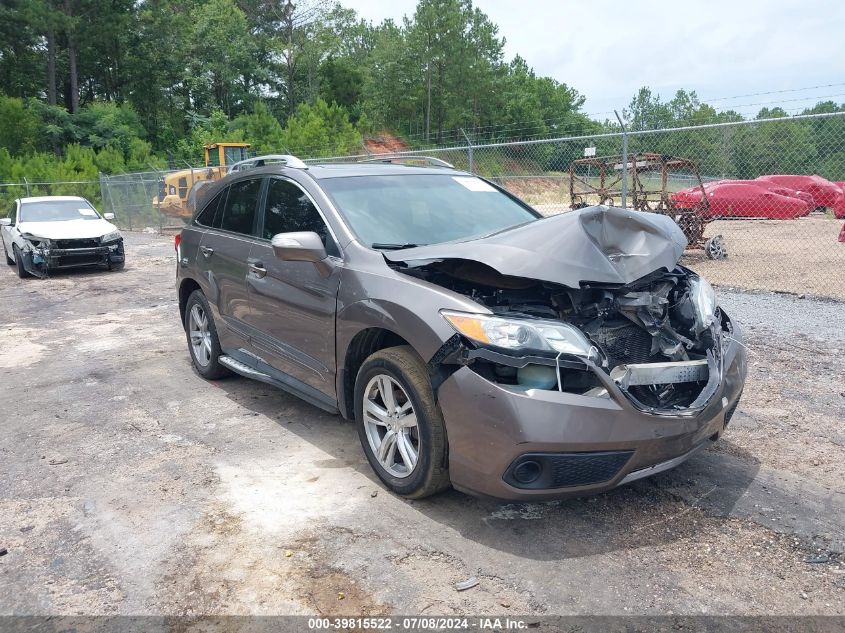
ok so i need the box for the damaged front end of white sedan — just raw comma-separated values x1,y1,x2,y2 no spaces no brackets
1,197,125,279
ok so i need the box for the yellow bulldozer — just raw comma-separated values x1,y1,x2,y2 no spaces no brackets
152,142,251,220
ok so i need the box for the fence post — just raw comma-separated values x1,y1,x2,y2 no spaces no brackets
460,128,474,174
23,177,31,196
98,173,109,220
614,111,628,208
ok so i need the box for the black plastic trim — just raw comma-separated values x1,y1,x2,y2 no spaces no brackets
503,450,634,490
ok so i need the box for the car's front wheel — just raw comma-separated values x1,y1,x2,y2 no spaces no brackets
184,290,230,379
12,245,30,278
3,243,13,266
355,345,451,498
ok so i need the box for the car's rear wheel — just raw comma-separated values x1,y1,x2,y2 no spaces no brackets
184,290,230,379
3,243,13,265
355,345,450,498
13,245,30,278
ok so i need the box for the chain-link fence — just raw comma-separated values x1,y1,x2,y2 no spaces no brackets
99,169,192,232
0,180,102,216
0,172,185,232
4,111,845,298
305,112,845,299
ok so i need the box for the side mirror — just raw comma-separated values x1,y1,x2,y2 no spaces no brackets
103,212,115,220
271,231,333,277
0,218,10,226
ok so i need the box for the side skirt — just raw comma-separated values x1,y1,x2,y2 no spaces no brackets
219,353,339,415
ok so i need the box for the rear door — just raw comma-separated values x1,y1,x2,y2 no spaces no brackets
195,177,264,348
245,176,342,398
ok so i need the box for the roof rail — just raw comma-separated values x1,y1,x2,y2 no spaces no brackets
359,155,455,169
227,154,308,173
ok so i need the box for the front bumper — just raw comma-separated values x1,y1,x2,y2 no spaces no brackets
23,239,124,277
436,321,747,501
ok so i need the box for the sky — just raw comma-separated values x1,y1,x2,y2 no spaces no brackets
347,0,845,118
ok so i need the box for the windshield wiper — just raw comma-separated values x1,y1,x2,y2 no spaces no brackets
370,242,427,250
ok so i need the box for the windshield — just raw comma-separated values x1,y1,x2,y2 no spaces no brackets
320,174,539,248
20,200,101,222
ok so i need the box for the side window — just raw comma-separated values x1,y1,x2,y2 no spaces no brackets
219,178,262,235
195,189,225,227
263,178,338,256
178,176,188,198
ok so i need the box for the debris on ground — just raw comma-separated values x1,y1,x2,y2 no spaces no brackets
805,554,831,564
0,547,8,557
455,577,479,592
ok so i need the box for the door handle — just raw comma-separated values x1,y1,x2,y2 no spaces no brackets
200,246,214,257
249,262,267,278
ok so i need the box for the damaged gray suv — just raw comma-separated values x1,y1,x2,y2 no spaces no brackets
175,156,747,500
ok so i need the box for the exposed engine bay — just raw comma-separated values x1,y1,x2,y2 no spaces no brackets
393,258,728,413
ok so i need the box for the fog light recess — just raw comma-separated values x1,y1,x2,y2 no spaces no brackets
512,460,542,484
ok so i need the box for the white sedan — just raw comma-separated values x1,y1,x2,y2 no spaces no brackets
1,196,124,279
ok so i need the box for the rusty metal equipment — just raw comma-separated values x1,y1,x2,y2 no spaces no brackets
569,152,725,258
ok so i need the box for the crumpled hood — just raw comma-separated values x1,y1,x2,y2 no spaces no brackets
384,205,688,287
18,219,118,240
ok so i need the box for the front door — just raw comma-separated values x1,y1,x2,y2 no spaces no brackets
245,176,342,398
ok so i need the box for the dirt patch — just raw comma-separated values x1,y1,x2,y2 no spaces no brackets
282,528,390,617
497,177,567,205
0,324,46,368
390,547,538,614
364,132,410,155
684,215,845,299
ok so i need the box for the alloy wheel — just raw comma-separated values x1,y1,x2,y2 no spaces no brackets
188,303,212,367
362,374,420,478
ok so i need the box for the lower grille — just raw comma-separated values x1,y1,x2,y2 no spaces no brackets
591,320,655,368
504,450,634,490
53,238,101,249
56,254,102,267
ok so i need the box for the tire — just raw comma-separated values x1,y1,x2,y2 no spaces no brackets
704,235,727,260
110,260,125,271
3,242,13,265
355,345,450,499
13,245,30,278
183,289,230,379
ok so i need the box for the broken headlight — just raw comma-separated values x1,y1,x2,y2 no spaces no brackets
689,276,717,332
21,235,50,250
100,231,122,244
441,310,599,360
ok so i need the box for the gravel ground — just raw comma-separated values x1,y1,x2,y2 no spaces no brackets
0,233,843,625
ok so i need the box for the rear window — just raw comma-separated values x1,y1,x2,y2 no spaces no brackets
196,189,226,227
320,174,538,248
218,178,262,235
